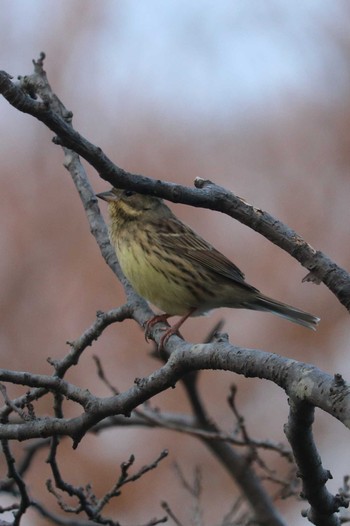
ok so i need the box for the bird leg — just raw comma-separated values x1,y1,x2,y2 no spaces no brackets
144,313,172,342
144,309,196,350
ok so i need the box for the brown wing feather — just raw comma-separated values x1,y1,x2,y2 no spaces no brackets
155,217,256,287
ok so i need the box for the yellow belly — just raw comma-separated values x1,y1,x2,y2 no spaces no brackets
116,241,196,315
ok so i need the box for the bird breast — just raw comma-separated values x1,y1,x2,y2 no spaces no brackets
114,233,209,316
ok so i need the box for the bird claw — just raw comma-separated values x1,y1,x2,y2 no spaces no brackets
158,327,181,351
144,314,171,343
144,314,185,353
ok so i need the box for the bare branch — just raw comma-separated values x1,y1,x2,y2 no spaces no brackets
0,344,349,442
161,501,184,526
46,445,168,525
0,438,50,493
285,399,348,525
1,435,30,525
173,464,203,525
56,306,134,374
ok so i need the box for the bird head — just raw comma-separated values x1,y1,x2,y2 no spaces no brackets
96,188,172,222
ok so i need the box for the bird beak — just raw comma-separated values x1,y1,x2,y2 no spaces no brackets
96,190,118,202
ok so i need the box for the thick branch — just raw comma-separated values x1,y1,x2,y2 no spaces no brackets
0,342,349,443
285,399,348,525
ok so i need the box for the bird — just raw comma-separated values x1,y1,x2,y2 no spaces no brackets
97,188,320,348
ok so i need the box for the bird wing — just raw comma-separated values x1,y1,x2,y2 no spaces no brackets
156,218,251,285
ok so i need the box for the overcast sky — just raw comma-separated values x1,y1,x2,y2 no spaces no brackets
2,0,349,122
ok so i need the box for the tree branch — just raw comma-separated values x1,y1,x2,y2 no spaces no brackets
285,399,348,525
0,342,349,442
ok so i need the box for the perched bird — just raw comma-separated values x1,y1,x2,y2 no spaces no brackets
97,188,319,347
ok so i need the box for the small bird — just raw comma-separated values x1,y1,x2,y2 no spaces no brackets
97,188,319,347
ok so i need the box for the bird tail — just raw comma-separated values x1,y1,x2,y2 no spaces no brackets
247,293,320,330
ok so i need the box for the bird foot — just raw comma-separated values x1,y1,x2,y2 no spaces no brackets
158,326,183,352
144,314,183,353
144,314,171,342
145,309,195,351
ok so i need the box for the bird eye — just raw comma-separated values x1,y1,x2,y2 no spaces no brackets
123,190,135,198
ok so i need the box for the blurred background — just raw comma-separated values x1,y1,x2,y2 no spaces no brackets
1,1,350,524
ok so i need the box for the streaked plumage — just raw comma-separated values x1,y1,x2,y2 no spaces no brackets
97,188,319,345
